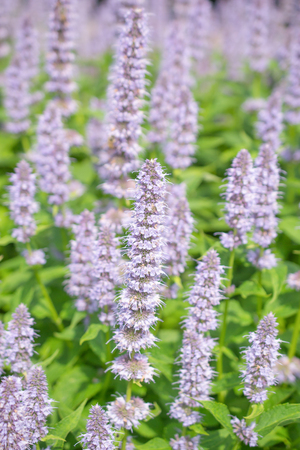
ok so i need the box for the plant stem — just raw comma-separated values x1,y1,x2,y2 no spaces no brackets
121,429,129,450
121,380,134,450
26,243,64,332
36,443,40,450
288,302,300,360
256,248,264,320
217,247,235,401
182,426,187,436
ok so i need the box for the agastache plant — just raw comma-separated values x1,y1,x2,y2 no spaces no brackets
231,417,258,447
46,0,78,116
107,160,167,442
8,160,39,244
247,0,270,72
16,17,39,83
169,250,224,437
0,1,10,58
80,404,115,450
285,28,300,125
247,143,281,270
189,0,212,68
241,312,280,403
256,90,283,152
100,8,149,198
66,210,98,313
89,225,122,326
164,183,193,277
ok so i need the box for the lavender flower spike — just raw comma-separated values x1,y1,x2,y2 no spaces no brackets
5,304,36,374
256,90,283,152
80,404,115,450
247,0,270,73
100,8,149,198
0,321,5,375
170,250,224,426
16,17,39,82
0,2,10,58
8,160,39,243
89,225,122,326
66,210,98,313
4,55,31,134
0,376,28,449
164,184,193,276
189,0,212,67
26,366,53,444
108,159,166,430
220,149,256,250
285,29,300,125
46,0,78,116
170,434,200,450
231,417,258,447
242,312,281,403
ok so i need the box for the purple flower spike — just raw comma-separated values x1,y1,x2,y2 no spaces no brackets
46,0,78,116
0,376,28,449
164,184,193,276
247,0,270,73
220,149,256,250
23,249,46,266
0,322,5,375
5,304,36,374
26,366,53,444
256,90,283,152
89,225,122,326
0,3,10,58
285,29,300,124
189,0,212,66
66,210,98,313
16,17,39,82
231,417,258,447
107,395,150,430
100,8,149,198
170,434,200,450
80,404,115,450
241,312,280,403
4,55,31,134
8,160,39,243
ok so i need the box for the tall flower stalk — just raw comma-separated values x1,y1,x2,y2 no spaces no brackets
107,159,167,448
100,8,149,198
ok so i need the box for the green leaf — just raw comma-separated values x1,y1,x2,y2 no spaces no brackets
80,323,109,345
267,265,288,305
39,266,68,284
256,403,300,438
41,435,65,443
199,401,235,437
244,404,264,420
51,399,87,449
189,423,209,435
280,217,300,244
40,349,60,368
0,235,15,246
134,438,171,450
144,401,161,422
235,280,268,299
211,372,241,394
200,429,235,450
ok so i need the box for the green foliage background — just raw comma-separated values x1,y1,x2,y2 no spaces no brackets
1,52,300,449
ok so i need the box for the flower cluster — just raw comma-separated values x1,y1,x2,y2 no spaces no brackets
22,249,46,266
8,160,39,243
247,0,270,72
285,28,300,124
241,312,280,403
16,16,39,82
4,55,31,134
164,184,193,276
231,417,258,447
107,396,151,430
66,210,98,313
89,225,121,326
256,90,283,152
287,271,300,291
220,149,256,250
0,2,10,58
189,0,211,67
4,303,36,374
100,8,149,198
46,0,78,116
108,160,166,430
80,404,115,450
99,208,132,234
170,250,224,427
35,104,71,205
247,248,277,270
170,434,200,450
276,355,300,384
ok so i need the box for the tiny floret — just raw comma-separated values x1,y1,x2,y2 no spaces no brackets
231,417,258,447
80,404,115,450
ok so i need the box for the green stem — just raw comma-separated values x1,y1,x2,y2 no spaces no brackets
35,443,40,450
256,248,264,320
121,380,134,450
121,429,129,450
27,242,63,332
217,248,235,400
182,426,187,437
288,301,300,360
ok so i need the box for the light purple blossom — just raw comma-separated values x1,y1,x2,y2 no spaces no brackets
247,248,277,270
256,90,283,152
35,105,71,205
287,270,300,291
89,225,121,326
0,322,5,375
80,404,115,450
164,184,193,276
0,2,10,58
66,210,98,313
16,17,39,82
231,417,258,447
107,395,150,430
241,312,281,403
189,0,211,67
25,366,53,444
54,208,78,228
170,434,200,450
113,160,166,361
4,55,31,134
99,208,132,234
46,0,78,116
110,353,157,383
247,0,270,72
220,149,256,250
252,143,280,248
285,28,300,124
22,249,46,266
100,8,149,198
0,376,28,450
4,304,36,374
276,355,300,384
8,160,39,243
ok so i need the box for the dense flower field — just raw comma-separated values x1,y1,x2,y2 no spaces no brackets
1,0,300,449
